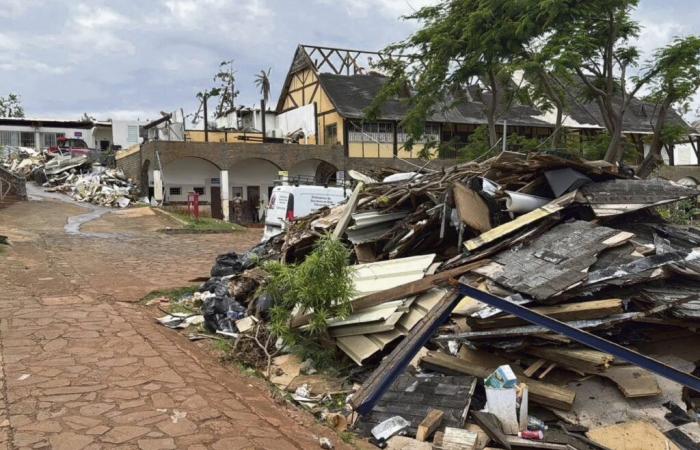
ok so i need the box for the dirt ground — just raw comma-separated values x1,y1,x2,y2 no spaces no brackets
0,196,356,450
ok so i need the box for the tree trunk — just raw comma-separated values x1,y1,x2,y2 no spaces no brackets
487,116,498,148
552,106,563,149
637,99,671,178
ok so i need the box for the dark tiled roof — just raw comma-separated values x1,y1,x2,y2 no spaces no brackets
317,72,689,132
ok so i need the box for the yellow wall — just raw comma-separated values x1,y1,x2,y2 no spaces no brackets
185,130,263,143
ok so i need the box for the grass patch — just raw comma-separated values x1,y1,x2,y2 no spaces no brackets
170,211,244,233
139,285,200,305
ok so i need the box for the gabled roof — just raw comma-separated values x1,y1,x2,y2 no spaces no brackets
317,72,690,132
318,73,553,127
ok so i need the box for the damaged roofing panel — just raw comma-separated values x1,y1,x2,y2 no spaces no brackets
351,254,436,297
474,221,633,301
359,374,477,437
580,179,698,217
335,288,448,365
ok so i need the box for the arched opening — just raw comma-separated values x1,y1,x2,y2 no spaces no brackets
229,158,281,224
289,159,340,185
162,157,221,216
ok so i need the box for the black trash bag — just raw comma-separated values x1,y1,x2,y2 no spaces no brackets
210,251,244,277
202,295,247,333
199,276,222,293
255,293,274,319
240,242,268,270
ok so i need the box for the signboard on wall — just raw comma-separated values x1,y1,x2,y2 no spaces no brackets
74,131,83,137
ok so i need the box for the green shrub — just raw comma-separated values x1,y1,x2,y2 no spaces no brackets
263,234,355,352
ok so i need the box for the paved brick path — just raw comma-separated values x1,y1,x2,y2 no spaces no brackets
0,199,353,450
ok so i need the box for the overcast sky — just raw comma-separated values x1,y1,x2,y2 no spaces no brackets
1,0,698,123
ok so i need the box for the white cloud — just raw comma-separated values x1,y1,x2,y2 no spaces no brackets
0,0,43,18
318,0,438,18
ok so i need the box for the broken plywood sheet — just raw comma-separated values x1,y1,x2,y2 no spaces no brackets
580,179,698,217
453,182,493,232
600,365,661,398
474,221,633,301
586,421,680,450
269,354,303,388
359,374,477,438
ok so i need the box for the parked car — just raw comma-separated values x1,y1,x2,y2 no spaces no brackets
262,184,349,242
47,137,93,158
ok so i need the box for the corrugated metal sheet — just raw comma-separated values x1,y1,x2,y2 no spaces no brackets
336,288,448,365
352,254,436,297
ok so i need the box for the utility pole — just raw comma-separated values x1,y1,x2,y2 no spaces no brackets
260,99,266,143
203,93,209,143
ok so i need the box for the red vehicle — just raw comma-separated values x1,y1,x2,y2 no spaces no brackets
47,137,93,157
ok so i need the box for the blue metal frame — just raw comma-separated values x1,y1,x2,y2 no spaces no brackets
458,283,700,393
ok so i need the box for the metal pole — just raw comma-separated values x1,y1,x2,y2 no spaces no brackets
203,94,209,143
457,283,700,392
502,120,507,153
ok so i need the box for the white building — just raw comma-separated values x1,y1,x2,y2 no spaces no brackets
0,117,147,151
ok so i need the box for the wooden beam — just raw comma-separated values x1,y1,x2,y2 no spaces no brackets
416,408,444,442
471,411,511,450
471,299,624,330
523,359,547,378
332,182,363,239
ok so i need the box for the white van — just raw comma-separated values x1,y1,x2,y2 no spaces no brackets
262,185,349,241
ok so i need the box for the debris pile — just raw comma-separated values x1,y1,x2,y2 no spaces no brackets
1,145,139,207
44,167,138,207
0,145,44,177
179,151,699,449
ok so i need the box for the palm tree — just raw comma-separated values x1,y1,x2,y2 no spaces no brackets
254,68,272,141
254,68,271,104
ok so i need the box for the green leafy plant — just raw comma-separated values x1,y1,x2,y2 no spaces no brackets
263,234,354,356
657,198,700,225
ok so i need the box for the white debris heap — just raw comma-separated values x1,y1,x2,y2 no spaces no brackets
45,167,137,208
1,145,139,208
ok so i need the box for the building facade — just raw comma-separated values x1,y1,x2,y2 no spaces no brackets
0,117,147,151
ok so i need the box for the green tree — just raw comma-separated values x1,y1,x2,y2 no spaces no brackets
369,0,551,148
544,1,700,169
637,37,700,177
0,93,24,118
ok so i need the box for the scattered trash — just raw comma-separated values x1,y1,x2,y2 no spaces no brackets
319,437,334,449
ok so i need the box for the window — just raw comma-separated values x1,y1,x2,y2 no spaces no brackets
397,123,440,144
127,125,139,144
41,132,64,148
193,187,205,195
0,131,19,146
20,132,35,148
169,187,182,196
325,123,338,145
348,121,394,143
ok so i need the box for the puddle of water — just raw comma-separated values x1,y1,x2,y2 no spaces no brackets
27,183,118,238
